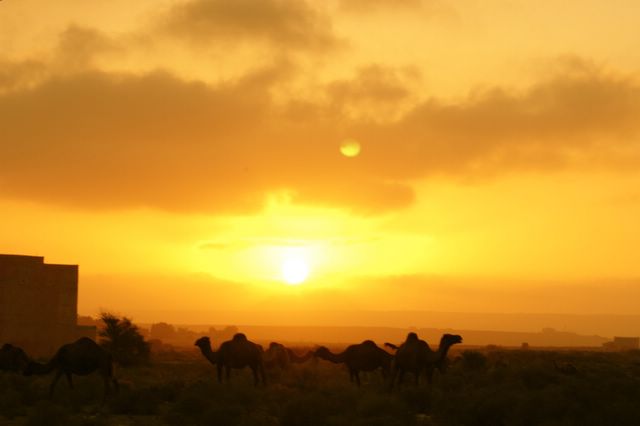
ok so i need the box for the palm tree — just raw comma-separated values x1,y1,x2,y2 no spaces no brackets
99,312,150,366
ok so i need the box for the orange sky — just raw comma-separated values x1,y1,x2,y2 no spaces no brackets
1,0,639,324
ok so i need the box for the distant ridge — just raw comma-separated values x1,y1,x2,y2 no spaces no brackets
124,309,640,338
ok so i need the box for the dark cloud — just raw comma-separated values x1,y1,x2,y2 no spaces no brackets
0,63,414,214
0,60,47,92
325,65,418,119
1,53,639,214
158,0,339,51
353,68,640,180
54,25,118,70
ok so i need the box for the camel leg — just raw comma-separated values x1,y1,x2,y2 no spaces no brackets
102,374,111,404
388,368,398,390
65,372,74,389
49,370,63,398
259,363,267,386
225,366,231,383
216,364,224,383
251,366,259,386
381,366,388,381
354,371,361,387
426,367,435,384
398,369,406,386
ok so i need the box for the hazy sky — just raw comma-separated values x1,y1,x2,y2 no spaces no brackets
1,0,639,323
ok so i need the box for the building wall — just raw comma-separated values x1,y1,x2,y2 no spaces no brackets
0,254,81,357
612,337,640,350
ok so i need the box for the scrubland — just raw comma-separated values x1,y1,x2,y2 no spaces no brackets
1,347,640,426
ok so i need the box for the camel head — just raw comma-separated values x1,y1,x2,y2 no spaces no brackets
269,342,284,351
194,336,211,350
440,334,463,348
1,343,30,373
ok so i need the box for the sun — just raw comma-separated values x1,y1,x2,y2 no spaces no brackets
281,254,310,285
340,139,361,158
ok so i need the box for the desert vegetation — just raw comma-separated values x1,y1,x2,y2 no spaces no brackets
2,342,640,426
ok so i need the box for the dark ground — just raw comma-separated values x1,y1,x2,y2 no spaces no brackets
1,347,640,426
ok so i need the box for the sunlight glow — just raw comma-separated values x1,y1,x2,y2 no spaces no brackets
340,139,361,157
281,250,310,285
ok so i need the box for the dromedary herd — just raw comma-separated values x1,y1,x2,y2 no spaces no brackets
0,331,463,401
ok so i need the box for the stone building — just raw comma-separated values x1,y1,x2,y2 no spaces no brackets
0,254,95,357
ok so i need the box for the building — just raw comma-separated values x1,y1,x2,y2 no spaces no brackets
602,336,640,351
0,254,95,357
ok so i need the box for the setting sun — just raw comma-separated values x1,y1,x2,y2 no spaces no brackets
281,252,310,285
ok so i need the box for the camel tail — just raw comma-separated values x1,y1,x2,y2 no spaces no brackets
384,343,399,350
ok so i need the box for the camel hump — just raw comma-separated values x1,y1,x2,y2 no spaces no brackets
75,337,99,347
232,333,247,341
361,340,376,347
406,332,419,341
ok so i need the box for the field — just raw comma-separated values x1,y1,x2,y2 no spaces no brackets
1,347,640,426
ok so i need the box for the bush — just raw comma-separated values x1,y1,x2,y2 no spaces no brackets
99,312,150,366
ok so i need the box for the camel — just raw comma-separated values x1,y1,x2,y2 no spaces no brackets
194,336,218,373
215,333,266,386
263,342,313,369
23,337,118,400
386,333,462,389
313,340,393,386
0,343,30,373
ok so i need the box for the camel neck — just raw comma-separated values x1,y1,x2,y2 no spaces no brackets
436,343,453,361
199,345,217,363
320,349,347,363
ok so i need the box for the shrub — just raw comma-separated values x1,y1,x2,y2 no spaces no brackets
99,312,150,366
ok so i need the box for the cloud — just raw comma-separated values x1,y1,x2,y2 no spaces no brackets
339,0,423,13
53,25,119,70
158,0,339,51
352,66,640,180
0,59,47,92
325,65,419,120
0,63,414,214
1,52,639,214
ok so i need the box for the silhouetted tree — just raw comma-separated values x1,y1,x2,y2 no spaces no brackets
150,322,176,340
99,312,150,366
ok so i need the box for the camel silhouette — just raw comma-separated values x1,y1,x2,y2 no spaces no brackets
216,333,266,386
195,336,218,374
23,337,118,401
263,342,313,369
313,340,392,386
0,343,30,373
24,337,119,402
386,333,462,388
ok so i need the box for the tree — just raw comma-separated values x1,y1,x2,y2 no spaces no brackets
150,322,176,341
99,312,150,366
